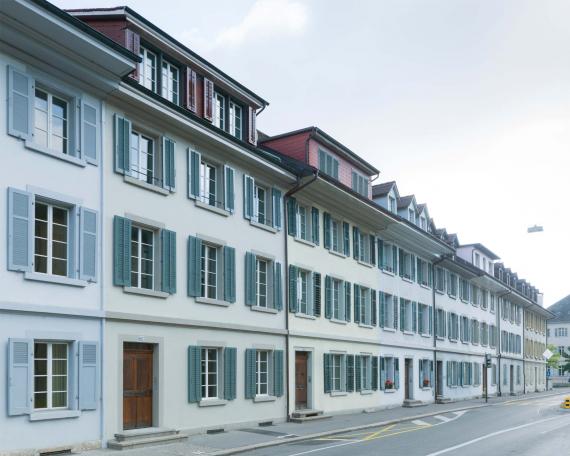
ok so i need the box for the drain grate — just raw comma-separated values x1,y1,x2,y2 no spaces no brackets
40,451,72,456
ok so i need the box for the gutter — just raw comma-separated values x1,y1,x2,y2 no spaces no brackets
283,170,319,418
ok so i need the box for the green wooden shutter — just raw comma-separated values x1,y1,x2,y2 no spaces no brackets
343,222,350,256
188,149,200,198
324,275,332,319
113,114,131,174
311,207,320,245
370,235,376,265
187,235,202,297
380,357,386,390
399,298,405,331
273,350,284,397
160,229,177,294
392,246,398,273
418,359,423,388
412,301,417,332
371,290,377,326
245,252,256,306
395,358,400,389
345,281,352,322
287,197,298,236
418,304,424,334
224,166,235,212
372,357,378,391
323,212,331,249
274,262,283,311
245,349,256,399
187,346,202,403
288,265,298,312
80,98,100,165
78,341,99,410
353,227,360,260
7,188,33,272
323,353,331,393
224,347,237,400
243,175,254,220
411,254,416,281
417,257,422,284
7,67,33,140
378,239,384,269
354,284,361,323
428,263,433,288
393,296,399,330
379,292,385,328
223,246,236,303
399,249,405,277
272,188,282,229
113,216,131,286
429,305,433,335
355,355,362,392
162,137,176,191
346,355,355,392
313,272,321,317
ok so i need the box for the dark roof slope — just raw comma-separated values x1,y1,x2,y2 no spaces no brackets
372,181,396,197
548,295,570,323
398,195,415,209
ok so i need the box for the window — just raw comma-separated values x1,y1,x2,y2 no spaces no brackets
34,342,68,410
297,205,309,241
34,202,68,277
417,258,430,287
318,148,339,179
199,159,220,207
473,363,481,386
201,243,219,299
420,216,426,231
448,313,459,340
360,355,372,391
388,196,397,213
474,252,480,267
297,269,310,314
381,356,398,390
130,131,155,185
201,348,218,399
330,217,343,253
481,322,489,346
382,293,397,329
471,320,480,345
331,354,344,392
352,171,368,197
256,350,269,396
436,309,446,338
462,362,472,386
254,184,272,226
256,258,268,307
482,257,486,271
354,228,373,264
447,361,459,387
408,208,416,224
213,92,225,130
461,316,470,343
332,278,343,320
481,290,488,310
399,249,414,280
419,359,432,388
229,101,242,139
356,286,372,325
131,226,154,290
34,88,68,155
491,363,497,386
447,271,458,297
400,299,413,332
418,303,430,335
161,60,179,104
380,241,397,273
139,47,157,92
460,278,470,301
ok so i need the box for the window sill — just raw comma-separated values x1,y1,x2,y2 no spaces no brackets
402,277,413,284
328,249,347,259
460,299,469,304
294,237,316,248
330,318,348,325
25,140,87,167
24,272,88,287
436,336,445,341
29,410,81,421
124,175,170,195
448,294,457,299
124,287,169,299
420,284,431,290
420,333,431,339
330,391,347,397
421,387,432,391
254,395,276,403
403,330,415,336
358,323,374,329
199,399,228,407
449,338,458,343
195,200,231,217
383,389,397,394
357,260,374,268
461,341,469,345
435,289,445,295
382,327,396,333
360,390,373,395
196,297,231,307
250,220,278,233
295,313,316,320
381,269,395,277
251,305,278,314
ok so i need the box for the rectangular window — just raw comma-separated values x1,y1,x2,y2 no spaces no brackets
256,350,269,396
34,88,68,154
447,272,458,297
420,359,431,387
471,320,480,345
361,355,372,390
383,357,397,389
420,216,426,231
201,348,218,399
201,243,218,299
388,196,397,213
461,316,470,343
254,184,272,226
34,202,68,277
417,258,429,286
436,309,446,338
360,287,370,325
381,242,397,273
256,258,268,308
139,47,157,92
318,149,339,179
435,267,445,292
161,60,179,104
408,209,416,224
475,252,480,267
402,299,413,332
33,342,68,410
351,171,368,197
460,278,470,301
332,278,342,320
213,92,225,130
331,218,341,253
131,226,154,290
400,250,413,279
331,354,343,392
130,131,155,185
199,160,219,207
296,205,310,241
383,294,395,328
229,101,242,139
297,269,309,314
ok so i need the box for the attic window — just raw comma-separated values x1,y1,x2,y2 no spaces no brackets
408,209,415,224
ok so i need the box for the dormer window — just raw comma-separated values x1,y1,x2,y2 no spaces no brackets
420,216,426,231
483,257,487,271
161,60,179,104
351,171,368,197
474,253,480,268
213,92,225,130
318,149,339,180
388,196,397,213
139,47,157,92
229,101,242,140
408,209,415,224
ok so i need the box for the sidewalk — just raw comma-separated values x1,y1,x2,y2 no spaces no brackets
87,388,570,456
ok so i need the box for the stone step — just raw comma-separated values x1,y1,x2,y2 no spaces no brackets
436,397,453,404
108,428,187,450
291,409,323,418
402,399,426,408
114,427,179,442
289,414,332,423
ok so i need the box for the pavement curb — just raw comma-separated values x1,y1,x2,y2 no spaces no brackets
207,391,566,455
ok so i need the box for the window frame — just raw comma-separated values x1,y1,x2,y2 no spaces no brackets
34,201,70,278
130,129,158,186
33,341,69,411
201,347,219,400
200,241,221,300
213,91,226,130
139,46,157,92
33,87,70,156
130,224,155,291
160,59,179,104
229,100,243,140
255,350,271,396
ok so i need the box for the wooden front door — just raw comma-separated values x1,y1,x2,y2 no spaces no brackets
436,361,443,397
405,359,412,400
123,343,154,430
295,352,308,409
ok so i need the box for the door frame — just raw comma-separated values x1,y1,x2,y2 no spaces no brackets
293,347,313,412
509,364,514,394
404,358,413,400
118,335,163,432
436,361,443,397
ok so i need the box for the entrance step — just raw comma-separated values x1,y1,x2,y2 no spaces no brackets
290,409,332,423
108,427,187,450
403,399,427,408
436,397,453,404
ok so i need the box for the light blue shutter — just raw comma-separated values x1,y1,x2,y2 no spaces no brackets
81,98,100,165
7,187,33,272
273,350,284,397
372,357,378,390
187,235,202,297
411,254,416,281
287,197,297,236
412,301,417,332
324,275,332,319
224,347,237,400
392,246,398,273
393,296,399,329
7,67,33,140
187,346,202,403
428,305,433,335
399,249,405,277
225,166,235,212
345,281,352,322
160,229,177,294
380,357,386,390
346,355,355,392
418,359,423,388
323,212,331,249
188,149,201,198
288,265,298,312
323,353,331,393
245,252,256,306
355,355,362,392
343,222,350,256
399,298,405,331
113,114,131,174
223,246,236,303
272,188,282,229
162,137,176,191
243,175,254,220
447,361,451,387
354,284,361,323
379,292,385,328
371,290,377,326
395,358,400,389
378,239,384,269
311,207,320,245
7,338,32,416
313,272,321,317
78,341,99,410
79,207,98,282
113,216,131,286
274,262,283,311
353,227,360,260
245,349,256,399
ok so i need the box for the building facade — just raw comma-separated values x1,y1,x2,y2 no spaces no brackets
547,296,570,382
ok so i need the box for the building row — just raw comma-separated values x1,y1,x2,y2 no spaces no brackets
0,1,553,453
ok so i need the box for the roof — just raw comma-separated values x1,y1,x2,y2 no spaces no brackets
66,6,268,107
548,295,570,323
459,243,501,260
262,127,380,175
372,181,397,197
398,195,416,209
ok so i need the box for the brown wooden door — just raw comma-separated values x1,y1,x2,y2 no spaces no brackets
404,359,412,399
295,352,308,409
123,343,154,430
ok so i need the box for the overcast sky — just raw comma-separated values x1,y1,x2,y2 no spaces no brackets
55,0,570,306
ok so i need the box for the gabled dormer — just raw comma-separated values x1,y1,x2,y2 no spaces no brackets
428,218,436,234
398,195,418,224
372,181,399,213
457,243,499,274
446,233,460,249
417,204,430,232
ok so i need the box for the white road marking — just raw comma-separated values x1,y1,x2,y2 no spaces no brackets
539,416,570,434
412,420,431,426
433,415,452,423
277,434,298,439
285,439,360,456
451,410,467,418
423,416,561,456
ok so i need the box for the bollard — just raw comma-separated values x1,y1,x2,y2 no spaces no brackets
562,396,570,409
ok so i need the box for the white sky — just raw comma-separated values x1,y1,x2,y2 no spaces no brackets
54,0,570,306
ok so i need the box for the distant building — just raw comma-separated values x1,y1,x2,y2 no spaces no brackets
547,296,570,382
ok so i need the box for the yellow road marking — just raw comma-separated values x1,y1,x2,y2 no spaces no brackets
363,424,397,441
315,437,353,442
363,424,433,442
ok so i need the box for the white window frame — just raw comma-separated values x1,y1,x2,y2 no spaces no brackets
33,87,69,155
331,354,345,392
33,342,69,411
256,257,269,308
199,159,221,208
139,46,157,92
131,225,154,290
130,130,156,185
256,350,270,396
201,347,219,400
34,201,69,277
296,204,311,242
201,243,219,299
361,355,372,391
213,92,226,130
384,294,395,329
229,100,242,139
161,59,179,104
388,195,397,213
297,269,310,315
332,278,343,320
254,183,272,226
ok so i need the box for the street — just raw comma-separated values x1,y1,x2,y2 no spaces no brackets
247,393,570,456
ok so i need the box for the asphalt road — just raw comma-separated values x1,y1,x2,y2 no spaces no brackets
246,393,570,456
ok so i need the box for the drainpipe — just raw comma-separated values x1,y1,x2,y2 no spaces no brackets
283,170,319,418
99,100,106,447
522,309,526,395
431,255,447,401
496,289,512,396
